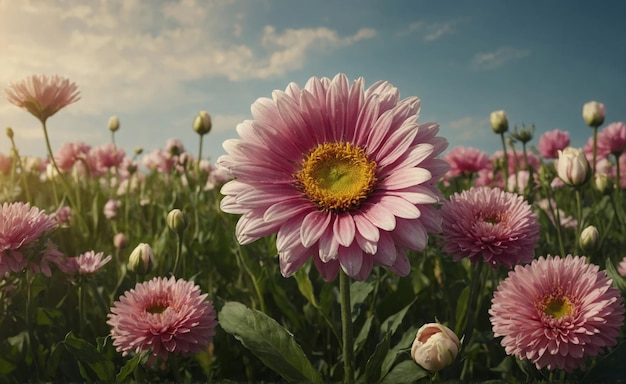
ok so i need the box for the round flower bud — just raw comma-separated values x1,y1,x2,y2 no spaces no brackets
6,127,14,139
411,323,460,372
512,123,534,144
114,233,128,249
108,115,120,132
556,147,590,187
490,110,509,134
580,225,599,252
128,243,154,275
167,209,188,235
134,147,143,156
582,101,605,127
193,111,212,135
594,173,613,195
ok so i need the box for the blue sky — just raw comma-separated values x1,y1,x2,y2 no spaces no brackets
1,0,625,164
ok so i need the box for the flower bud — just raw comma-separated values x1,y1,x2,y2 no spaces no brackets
594,173,613,195
193,111,212,135
128,243,154,275
6,127,14,139
167,209,188,235
490,110,509,134
103,199,121,220
556,147,590,187
114,233,128,249
579,225,599,252
411,323,460,372
511,123,534,144
582,101,605,127
108,115,120,132
134,147,143,156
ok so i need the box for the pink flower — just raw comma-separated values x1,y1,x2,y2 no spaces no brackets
0,153,12,175
0,202,60,276
4,74,80,123
493,150,540,175
88,144,126,176
597,121,626,156
490,255,624,372
103,199,121,220
218,74,449,281
107,277,217,365
535,198,578,229
618,256,626,277
59,250,112,275
54,141,91,172
53,206,72,226
443,146,490,178
537,129,570,159
440,186,540,268
142,149,174,173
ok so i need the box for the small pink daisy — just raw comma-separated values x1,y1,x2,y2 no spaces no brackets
59,250,112,275
0,202,60,276
443,146,490,178
107,277,217,365
440,186,540,268
490,255,624,372
4,74,80,124
218,74,449,281
537,129,570,159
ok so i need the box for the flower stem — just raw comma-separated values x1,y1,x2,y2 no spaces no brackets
172,232,184,277
592,125,598,177
499,132,509,184
339,269,355,384
575,188,583,254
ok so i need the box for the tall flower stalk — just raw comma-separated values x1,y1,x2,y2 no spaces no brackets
339,270,355,384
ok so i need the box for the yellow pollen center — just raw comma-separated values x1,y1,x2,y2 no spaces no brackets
146,303,168,314
543,296,572,319
295,142,377,212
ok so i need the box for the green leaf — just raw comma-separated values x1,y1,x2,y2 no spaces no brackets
581,341,626,383
381,326,418,378
455,286,470,335
364,333,391,383
380,299,415,337
605,260,626,293
63,332,115,383
116,352,146,382
37,307,65,327
350,280,374,321
381,360,429,384
353,315,373,354
219,301,322,384
44,342,65,379
295,268,319,308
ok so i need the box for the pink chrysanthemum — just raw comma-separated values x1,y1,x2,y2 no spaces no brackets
0,202,60,276
597,121,626,156
217,74,449,281
490,255,625,372
443,146,490,178
440,186,540,268
59,250,112,275
107,276,217,365
538,129,570,159
4,74,80,123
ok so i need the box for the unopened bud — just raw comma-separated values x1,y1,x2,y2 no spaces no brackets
114,233,128,249
167,209,188,235
193,111,212,135
512,123,534,144
579,225,599,252
594,173,613,195
108,116,120,132
6,127,14,139
556,147,590,187
582,101,605,128
411,323,460,372
128,243,154,275
490,110,509,134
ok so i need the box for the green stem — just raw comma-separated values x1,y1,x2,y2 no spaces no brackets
172,233,184,277
546,187,566,257
78,277,85,336
592,126,598,177
339,269,355,384
575,188,583,254
460,261,485,381
25,271,40,379
499,133,509,184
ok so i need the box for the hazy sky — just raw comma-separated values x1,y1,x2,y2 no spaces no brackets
1,0,625,163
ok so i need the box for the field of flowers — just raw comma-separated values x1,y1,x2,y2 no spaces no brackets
1,74,626,383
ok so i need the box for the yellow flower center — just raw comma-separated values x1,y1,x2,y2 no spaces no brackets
146,303,168,314
295,142,377,212
543,296,572,319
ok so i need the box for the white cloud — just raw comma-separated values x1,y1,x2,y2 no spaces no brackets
0,0,376,119
445,116,489,142
471,47,530,70
398,20,456,41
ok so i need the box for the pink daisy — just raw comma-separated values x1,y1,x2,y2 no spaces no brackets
107,277,217,365
440,186,540,268
87,143,127,176
54,141,91,173
537,129,570,159
4,74,80,123
217,74,449,281
597,121,626,156
59,250,112,275
490,255,625,372
0,202,60,276
443,146,490,178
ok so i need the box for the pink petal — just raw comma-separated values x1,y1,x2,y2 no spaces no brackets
333,213,356,247
301,210,332,248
